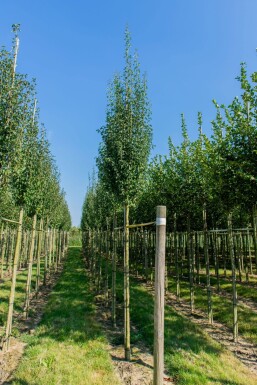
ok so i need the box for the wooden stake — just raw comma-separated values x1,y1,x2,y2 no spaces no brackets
124,203,130,361
154,206,166,385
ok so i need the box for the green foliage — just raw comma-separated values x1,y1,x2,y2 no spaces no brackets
97,28,152,206
82,31,257,233
0,26,71,229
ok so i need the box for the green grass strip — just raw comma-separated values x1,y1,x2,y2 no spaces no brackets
115,269,257,385
0,264,38,334
168,276,257,345
199,269,257,303
8,247,120,385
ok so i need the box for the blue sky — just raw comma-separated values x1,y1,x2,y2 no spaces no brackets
1,1,257,226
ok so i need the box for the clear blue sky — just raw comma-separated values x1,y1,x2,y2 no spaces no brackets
1,1,257,226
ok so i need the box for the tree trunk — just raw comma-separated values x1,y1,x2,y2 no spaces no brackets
203,204,213,324
187,216,194,313
23,213,37,318
252,204,257,273
36,218,43,293
2,207,24,351
0,224,7,279
228,212,238,342
112,214,117,327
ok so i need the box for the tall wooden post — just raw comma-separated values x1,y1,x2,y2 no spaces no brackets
154,206,166,385
124,203,130,361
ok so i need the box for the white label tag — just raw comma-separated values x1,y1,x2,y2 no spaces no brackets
156,218,166,226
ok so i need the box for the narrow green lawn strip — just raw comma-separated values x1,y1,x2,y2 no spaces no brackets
8,248,120,385
0,264,38,334
168,276,257,345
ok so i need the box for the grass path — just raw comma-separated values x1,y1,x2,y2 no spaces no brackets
7,247,121,385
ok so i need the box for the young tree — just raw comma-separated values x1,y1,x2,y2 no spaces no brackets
97,29,152,360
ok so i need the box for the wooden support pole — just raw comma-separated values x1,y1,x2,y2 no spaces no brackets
124,203,130,361
154,206,166,385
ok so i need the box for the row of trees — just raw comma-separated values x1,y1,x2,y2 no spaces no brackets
0,25,71,230
0,25,71,352
134,63,257,231
82,62,257,233
81,29,257,360
82,29,152,361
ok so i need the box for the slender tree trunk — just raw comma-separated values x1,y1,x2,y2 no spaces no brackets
48,229,53,269
53,229,57,271
0,224,7,279
213,232,220,292
247,228,253,275
195,231,201,284
3,207,24,352
223,234,227,277
174,213,179,299
187,216,194,313
144,229,149,282
252,204,257,273
23,213,37,318
105,227,109,307
112,214,117,327
124,203,130,361
43,221,49,285
7,230,15,275
242,233,249,283
36,218,43,292
97,231,102,294
203,204,213,324
236,235,242,283
228,212,238,342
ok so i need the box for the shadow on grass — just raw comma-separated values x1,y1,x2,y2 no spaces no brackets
5,380,33,385
168,276,257,345
114,270,254,384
